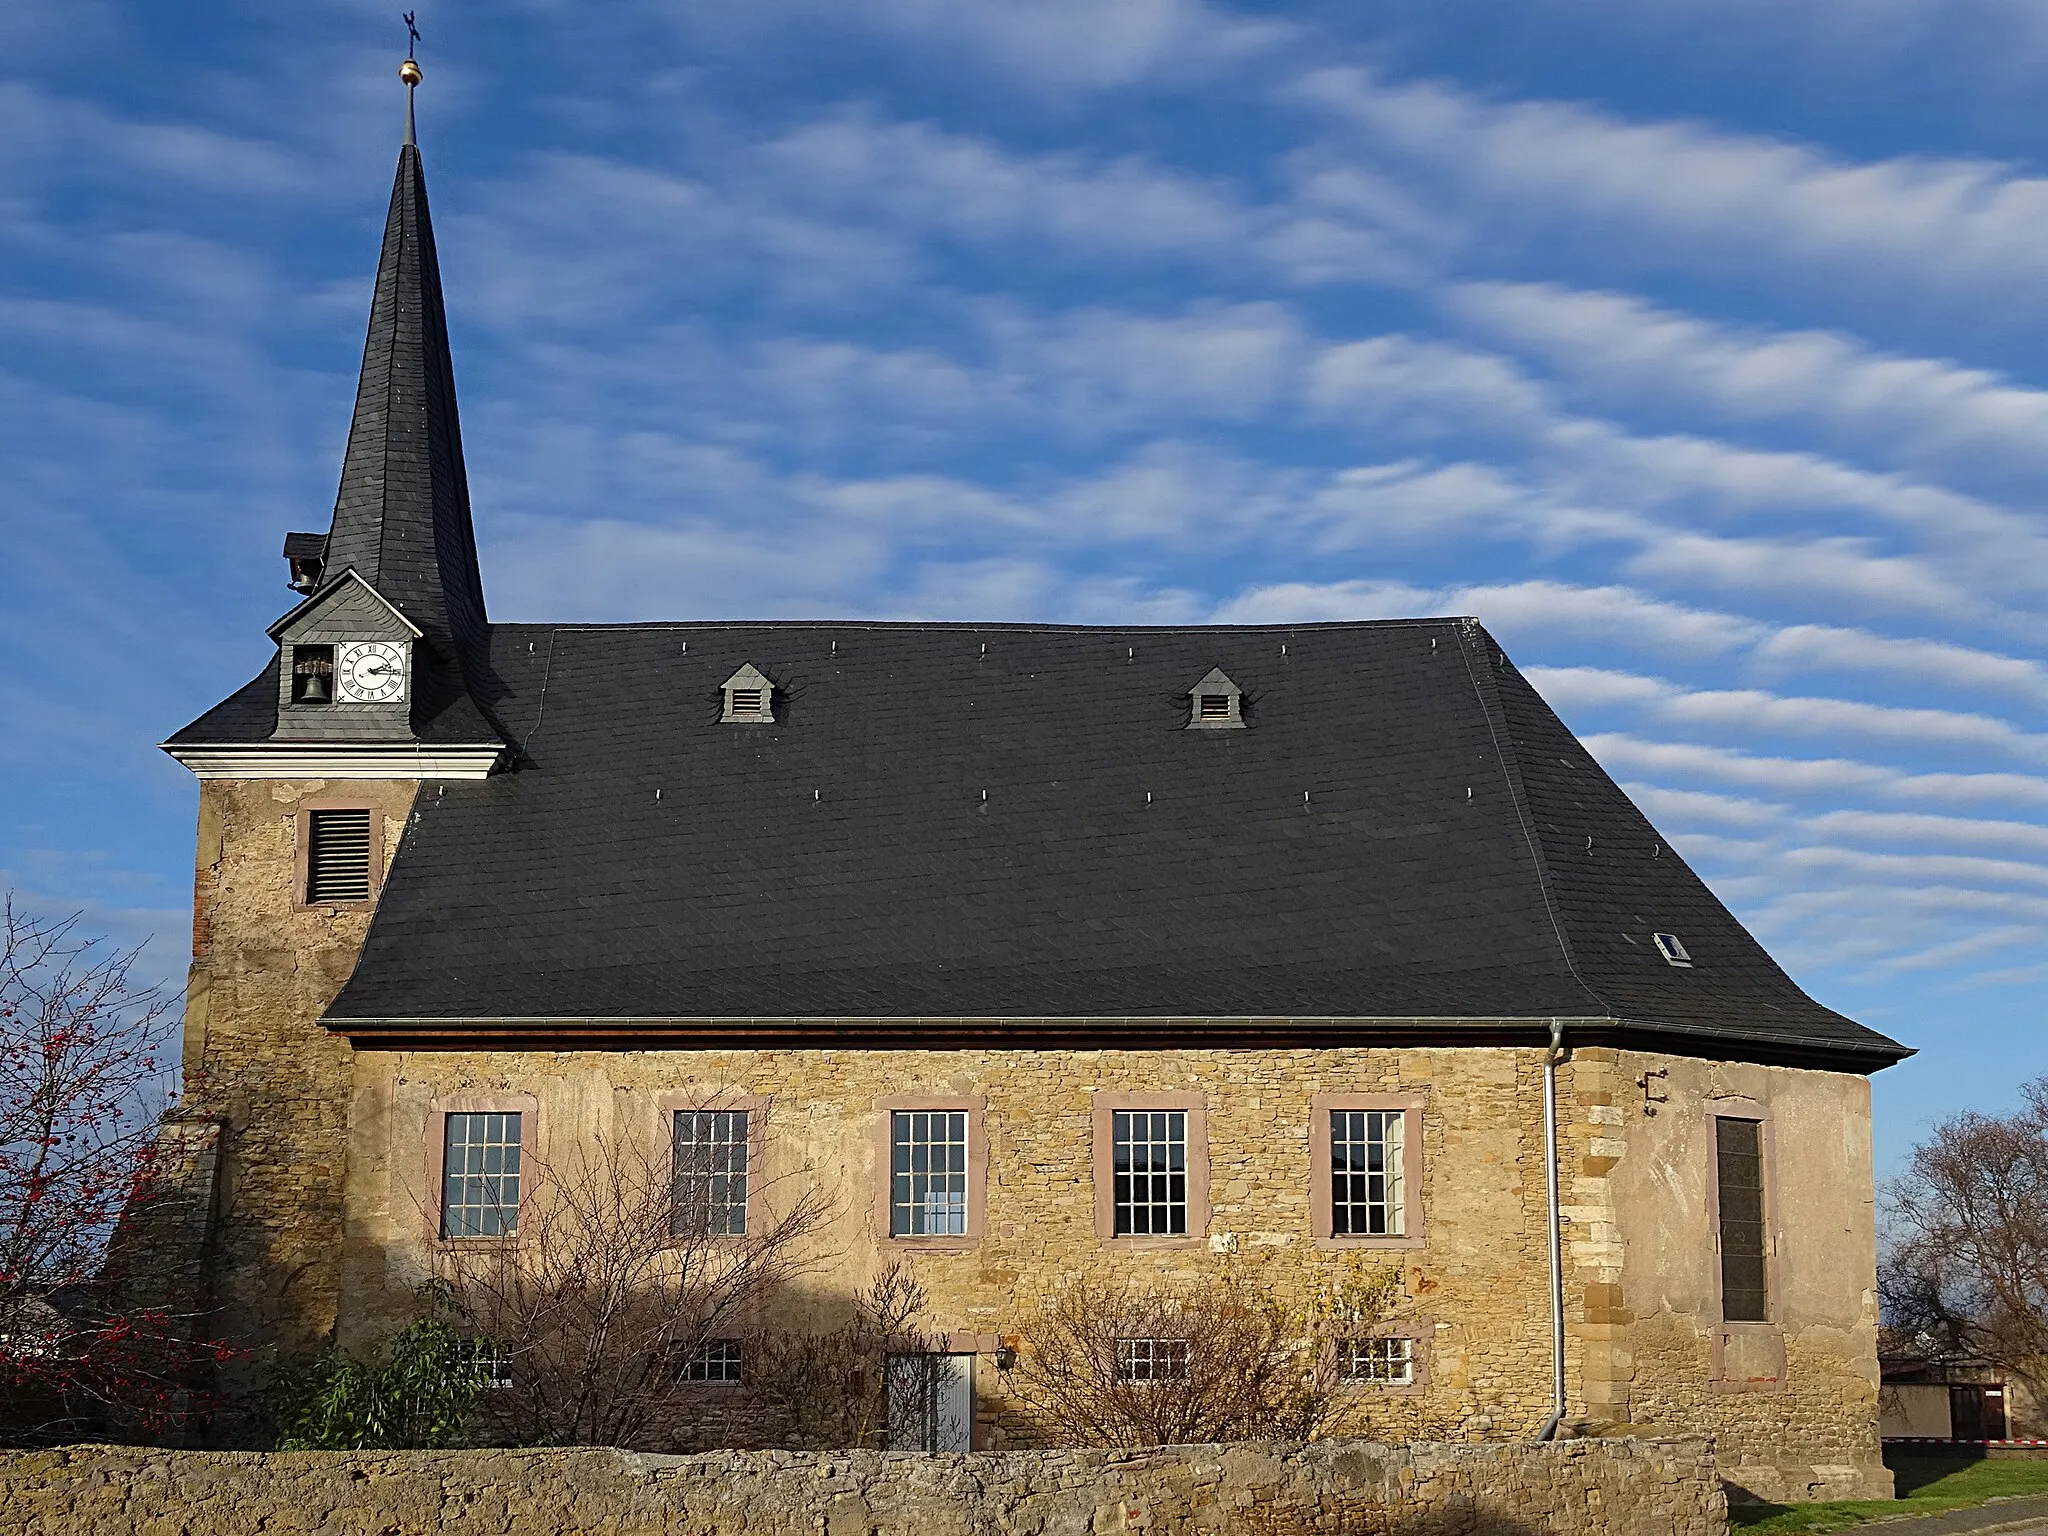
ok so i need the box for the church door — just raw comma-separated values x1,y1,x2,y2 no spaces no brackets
886,1353,975,1451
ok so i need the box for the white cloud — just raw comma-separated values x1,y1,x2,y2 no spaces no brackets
1302,460,1543,548
1306,333,1554,433
1584,735,2048,811
1624,532,1980,621
1448,281,2048,474
1806,809,2048,858
1534,668,2048,760
1751,625,2048,707
1620,782,1787,829
1213,577,1760,654
1296,67,2048,302
1210,579,1439,624
1780,845,2048,891
754,112,1256,258
679,0,1294,94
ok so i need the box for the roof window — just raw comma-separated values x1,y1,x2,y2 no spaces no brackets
721,663,775,724
1185,668,1246,730
1652,932,1693,968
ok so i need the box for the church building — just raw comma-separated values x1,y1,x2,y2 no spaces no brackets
160,76,1909,1503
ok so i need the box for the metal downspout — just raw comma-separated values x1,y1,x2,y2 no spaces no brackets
1537,1017,1569,1442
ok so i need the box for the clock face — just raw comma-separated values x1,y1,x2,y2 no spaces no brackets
336,641,408,704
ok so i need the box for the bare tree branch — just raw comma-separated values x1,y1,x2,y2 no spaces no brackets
1881,1076,2048,1405
433,1114,832,1448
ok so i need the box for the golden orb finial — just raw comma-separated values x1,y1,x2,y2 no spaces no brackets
400,57,423,86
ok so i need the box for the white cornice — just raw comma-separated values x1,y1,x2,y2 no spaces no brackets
160,743,504,780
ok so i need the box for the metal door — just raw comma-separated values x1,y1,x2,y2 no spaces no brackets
886,1352,975,1451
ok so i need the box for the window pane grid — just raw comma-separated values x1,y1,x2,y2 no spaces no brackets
1331,1110,1404,1237
1715,1117,1768,1322
673,1110,749,1236
891,1110,969,1236
678,1338,743,1385
1116,1338,1190,1383
1113,1110,1188,1237
440,1112,522,1238
1338,1336,1414,1384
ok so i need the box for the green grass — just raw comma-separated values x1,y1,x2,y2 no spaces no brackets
1728,1452,2048,1533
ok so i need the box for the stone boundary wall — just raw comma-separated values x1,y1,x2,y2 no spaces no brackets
5,1436,1725,1536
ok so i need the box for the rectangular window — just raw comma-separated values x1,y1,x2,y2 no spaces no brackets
454,1337,512,1391
440,1111,522,1238
677,1339,743,1386
1115,1338,1190,1383
891,1110,969,1237
1113,1110,1187,1237
1331,1110,1405,1237
306,808,373,903
1715,1116,1768,1322
1337,1336,1414,1385
672,1110,749,1236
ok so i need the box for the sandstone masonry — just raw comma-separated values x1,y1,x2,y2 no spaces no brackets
2,1436,1727,1536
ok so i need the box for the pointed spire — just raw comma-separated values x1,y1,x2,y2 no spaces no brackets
320,69,488,674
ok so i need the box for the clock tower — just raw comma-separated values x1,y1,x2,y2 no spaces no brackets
165,75,505,781
155,58,506,1375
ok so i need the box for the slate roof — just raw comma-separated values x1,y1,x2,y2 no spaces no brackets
166,142,505,754
324,141,489,668
323,616,1909,1071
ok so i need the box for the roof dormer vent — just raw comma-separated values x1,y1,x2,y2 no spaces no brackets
721,663,775,724
1653,932,1693,968
1185,668,1246,730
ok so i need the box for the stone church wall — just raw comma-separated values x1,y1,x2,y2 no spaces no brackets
180,777,417,1365
165,781,1882,1502
1,1436,1727,1536
336,1041,1883,1498
1592,1051,1887,1504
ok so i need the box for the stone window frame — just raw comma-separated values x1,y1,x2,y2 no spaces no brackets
293,800,385,911
1308,1093,1427,1251
1092,1092,1210,1250
875,1096,987,1250
1704,1093,1787,1394
1327,1315,1435,1397
425,1093,539,1251
657,1092,771,1245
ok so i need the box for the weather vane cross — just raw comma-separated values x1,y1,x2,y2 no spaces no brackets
399,12,423,145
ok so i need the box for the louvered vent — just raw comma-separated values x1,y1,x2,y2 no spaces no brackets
307,809,373,904
1185,668,1245,729
721,664,776,723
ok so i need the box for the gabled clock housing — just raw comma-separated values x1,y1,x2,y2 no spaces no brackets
269,569,423,742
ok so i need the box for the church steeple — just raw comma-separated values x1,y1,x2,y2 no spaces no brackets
320,120,488,668
163,52,505,779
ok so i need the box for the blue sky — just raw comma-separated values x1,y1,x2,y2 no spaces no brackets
6,0,2048,1172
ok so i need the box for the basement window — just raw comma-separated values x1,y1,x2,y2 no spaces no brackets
290,644,335,705
1185,667,1246,730
305,808,374,904
677,1339,744,1386
1116,1338,1190,1383
721,663,775,723
1337,1336,1415,1386
1653,932,1693,968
